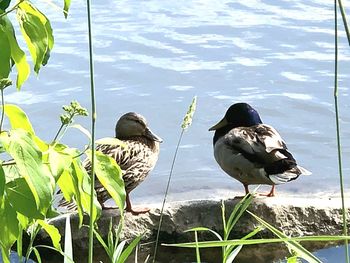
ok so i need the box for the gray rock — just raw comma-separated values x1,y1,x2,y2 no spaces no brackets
37,196,349,262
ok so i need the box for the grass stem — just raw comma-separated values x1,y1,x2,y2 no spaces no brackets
153,129,185,262
334,1,349,262
85,0,97,261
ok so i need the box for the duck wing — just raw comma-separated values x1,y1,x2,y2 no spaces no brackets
87,139,159,197
223,124,310,184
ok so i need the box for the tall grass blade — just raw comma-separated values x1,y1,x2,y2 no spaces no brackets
153,96,197,262
85,0,97,259
118,235,143,263
93,228,112,259
64,215,73,263
225,245,242,263
194,231,201,263
337,0,350,45
247,211,321,263
224,226,263,262
334,0,349,262
185,227,223,241
225,194,254,238
163,235,350,248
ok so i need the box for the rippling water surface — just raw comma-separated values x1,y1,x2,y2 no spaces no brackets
10,0,350,203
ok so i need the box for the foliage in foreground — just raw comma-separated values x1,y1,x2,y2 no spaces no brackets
163,194,350,263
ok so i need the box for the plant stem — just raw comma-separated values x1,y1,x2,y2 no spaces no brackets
153,129,185,262
0,88,4,132
338,0,350,46
334,1,349,262
86,0,97,261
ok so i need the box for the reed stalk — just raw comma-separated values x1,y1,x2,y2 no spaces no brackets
334,0,349,262
85,0,97,261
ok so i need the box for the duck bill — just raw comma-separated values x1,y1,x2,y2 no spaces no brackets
145,128,163,142
209,117,228,131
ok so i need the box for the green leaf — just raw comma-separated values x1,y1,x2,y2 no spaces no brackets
47,145,73,180
0,0,11,11
93,227,112,259
0,166,4,203
90,150,126,215
1,14,30,89
64,215,73,263
6,178,44,219
113,240,126,263
58,159,101,225
32,247,42,263
0,78,12,90
3,129,54,215
0,25,11,79
0,198,19,263
63,0,71,18
225,193,254,238
226,245,242,263
38,220,62,251
185,227,222,241
17,2,54,73
247,211,322,263
69,124,91,141
117,235,143,263
3,104,35,133
163,236,350,248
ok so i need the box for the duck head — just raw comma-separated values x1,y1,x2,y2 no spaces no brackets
115,112,163,142
209,103,262,143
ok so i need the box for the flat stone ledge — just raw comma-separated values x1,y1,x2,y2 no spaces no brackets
40,196,350,250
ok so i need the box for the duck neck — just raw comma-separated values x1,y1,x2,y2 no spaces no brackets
213,124,236,145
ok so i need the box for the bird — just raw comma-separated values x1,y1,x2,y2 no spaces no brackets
209,103,311,197
59,112,162,215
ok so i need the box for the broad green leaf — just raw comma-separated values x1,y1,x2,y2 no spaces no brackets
0,0,11,11
48,145,73,180
95,137,126,148
6,178,44,219
38,220,62,251
71,159,101,224
0,25,11,79
1,14,30,89
63,0,71,18
117,235,143,263
17,212,30,229
90,150,126,215
3,104,34,133
5,129,54,215
17,2,53,73
0,198,19,263
58,159,101,225
0,166,4,203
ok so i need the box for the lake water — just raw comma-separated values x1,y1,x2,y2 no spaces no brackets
4,0,350,261
10,0,350,200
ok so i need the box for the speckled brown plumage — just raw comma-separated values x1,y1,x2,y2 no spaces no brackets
86,136,160,206
58,112,162,215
